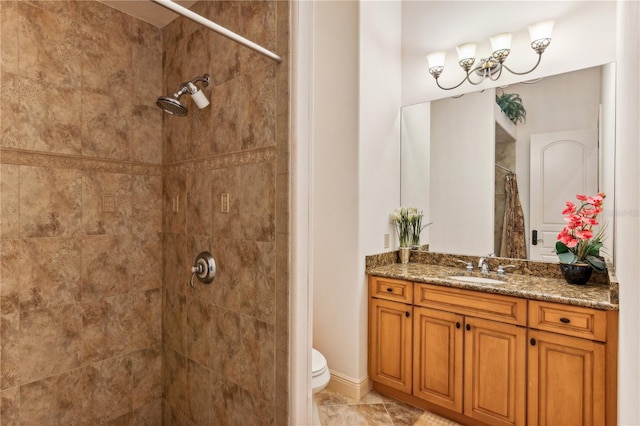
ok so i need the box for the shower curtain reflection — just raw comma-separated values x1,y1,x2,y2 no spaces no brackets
499,173,527,259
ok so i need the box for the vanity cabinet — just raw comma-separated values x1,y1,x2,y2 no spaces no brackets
368,276,618,426
527,301,615,426
368,277,413,393
414,283,527,426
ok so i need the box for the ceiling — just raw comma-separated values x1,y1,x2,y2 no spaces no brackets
97,0,197,27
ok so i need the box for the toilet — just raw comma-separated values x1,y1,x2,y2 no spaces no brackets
312,348,330,393
312,348,330,425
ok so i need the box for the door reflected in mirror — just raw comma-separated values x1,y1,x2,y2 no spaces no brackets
400,63,616,261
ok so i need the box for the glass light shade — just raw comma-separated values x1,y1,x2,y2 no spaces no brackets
529,20,554,42
426,51,446,69
490,33,512,53
456,42,477,61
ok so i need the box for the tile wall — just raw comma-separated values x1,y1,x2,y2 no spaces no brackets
0,1,163,424
1,1,289,424
161,1,290,424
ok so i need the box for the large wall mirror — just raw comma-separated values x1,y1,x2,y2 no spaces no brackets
400,63,616,261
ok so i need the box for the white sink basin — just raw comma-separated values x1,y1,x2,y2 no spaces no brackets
448,276,507,285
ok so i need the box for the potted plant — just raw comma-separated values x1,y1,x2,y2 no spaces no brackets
392,208,411,263
555,193,607,284
496,92,527,125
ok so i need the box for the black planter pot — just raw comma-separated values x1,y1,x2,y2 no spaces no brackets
559,263,593,285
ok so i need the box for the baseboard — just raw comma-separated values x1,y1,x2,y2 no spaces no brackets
326,371,373,400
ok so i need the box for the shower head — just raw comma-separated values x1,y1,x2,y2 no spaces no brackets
157,74,211,117
156,96,188,116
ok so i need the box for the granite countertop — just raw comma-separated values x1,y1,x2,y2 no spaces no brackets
367,262,618,311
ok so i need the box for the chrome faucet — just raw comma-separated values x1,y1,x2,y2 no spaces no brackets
478,257,489,274
478,253,494,274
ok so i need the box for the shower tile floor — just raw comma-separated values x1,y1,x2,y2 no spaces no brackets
315,388,462,426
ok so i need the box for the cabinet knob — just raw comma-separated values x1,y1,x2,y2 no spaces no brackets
530,338,537,346
386,288,393,292
465,324,471,331
405,311,410,318
456,322,461,329
559,317,571,324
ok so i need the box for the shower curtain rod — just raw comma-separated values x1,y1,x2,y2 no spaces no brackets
151,0,282,63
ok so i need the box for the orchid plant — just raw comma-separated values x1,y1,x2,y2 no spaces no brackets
392,207,430,248
555,193,607,272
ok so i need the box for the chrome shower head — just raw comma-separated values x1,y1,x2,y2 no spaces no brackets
157,74,211,117
156,96,188,116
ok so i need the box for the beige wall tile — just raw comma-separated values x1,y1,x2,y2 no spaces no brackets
0,386,20,426
81,355,133,425
19,304,82,385
163,289,187,355
19,3,81,90
163,174,187,233
19,166,82,238
210,167,241,238
132,174,162,234
186,358,213,424
0,165,20,239
82,294,133,363
210,375,274,425
163,346,189,417
131,398,162,426
81,234,131,300
0,240,22,315
130,288,162,351
81,90,132,160
131,346,162,410
20,237,81,312
186,171,212,236
240,160,276,242
82,171,132,235
163,232,188,296
131,232,162,292
19,370,82,425
0,312,20,390
185,297,214,369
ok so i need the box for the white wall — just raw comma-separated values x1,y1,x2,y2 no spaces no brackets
615,1,640,423
312,0,402,388
430,90,495,255
400,102,431,241
358,0,403,380
312,0,361,379
402,1,617,104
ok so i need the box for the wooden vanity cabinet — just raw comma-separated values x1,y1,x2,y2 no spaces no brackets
368,276,617,426
527,300,617,426
414,283,527,426
368,277,413,393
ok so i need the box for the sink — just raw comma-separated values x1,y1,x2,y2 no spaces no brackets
448,276,507,285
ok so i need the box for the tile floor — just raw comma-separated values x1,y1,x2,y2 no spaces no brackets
314,388,462,426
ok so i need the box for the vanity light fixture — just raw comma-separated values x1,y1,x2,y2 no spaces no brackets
426,20,554,90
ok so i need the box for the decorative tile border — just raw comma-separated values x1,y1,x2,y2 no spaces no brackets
0,148,163,176
164,146,276,175
0,146,277,176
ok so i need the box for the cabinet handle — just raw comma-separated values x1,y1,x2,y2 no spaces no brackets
405,311,410,318
465,324,471,331
530,338,537,346
559,317,571,324
456,322,461,329
386,288,393,292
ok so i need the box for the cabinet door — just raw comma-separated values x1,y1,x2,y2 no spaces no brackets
369,298,412,393
464,317,526,426
413,307,464,413
528,329,605,426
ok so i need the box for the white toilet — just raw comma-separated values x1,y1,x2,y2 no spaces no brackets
312,348,330,424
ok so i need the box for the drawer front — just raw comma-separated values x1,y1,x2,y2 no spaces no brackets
369,276,413,304
529,300,607,342
414,283,527,326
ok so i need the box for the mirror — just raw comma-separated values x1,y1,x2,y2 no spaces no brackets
400,63,616,261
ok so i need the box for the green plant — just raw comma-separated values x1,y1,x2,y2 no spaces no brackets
496,92,527,125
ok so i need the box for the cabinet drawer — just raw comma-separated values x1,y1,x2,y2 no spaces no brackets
529,300,607,342
370,276,413,304
414,283,527,326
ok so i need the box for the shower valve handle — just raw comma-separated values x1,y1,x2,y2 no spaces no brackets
189,251,216,288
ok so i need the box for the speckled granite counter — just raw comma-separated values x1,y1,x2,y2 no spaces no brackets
366,252,619,311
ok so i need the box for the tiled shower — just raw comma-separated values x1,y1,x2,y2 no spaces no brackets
0,1,290,424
